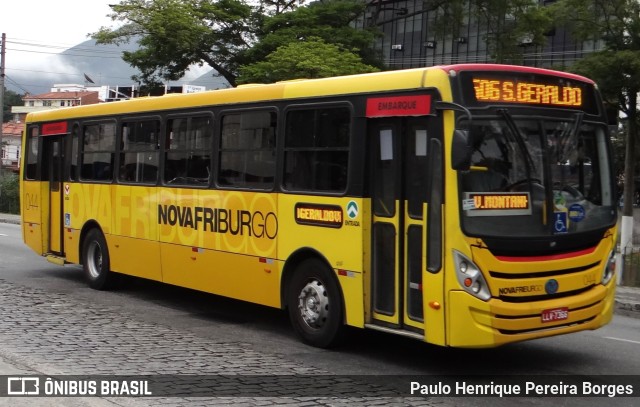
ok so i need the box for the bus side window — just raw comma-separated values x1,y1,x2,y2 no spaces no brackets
69,125,79,181
164,115,212,186
80,122,116,182
283,107,350,193
25,126,39,180
118,119,160,184
218,111,276,190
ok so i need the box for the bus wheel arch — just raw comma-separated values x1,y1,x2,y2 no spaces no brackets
80,223,114,290
282,250,346,348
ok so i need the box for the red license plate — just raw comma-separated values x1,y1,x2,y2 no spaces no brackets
541,307,569,323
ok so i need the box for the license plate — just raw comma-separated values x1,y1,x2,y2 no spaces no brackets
541,307,569,323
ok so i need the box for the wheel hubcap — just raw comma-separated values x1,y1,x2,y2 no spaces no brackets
87,241,102,279
298,280,329,329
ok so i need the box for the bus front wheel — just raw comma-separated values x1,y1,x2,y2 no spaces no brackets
82,229,114,290
287,258,344,348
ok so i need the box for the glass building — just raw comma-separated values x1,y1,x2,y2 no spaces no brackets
354,0,603,70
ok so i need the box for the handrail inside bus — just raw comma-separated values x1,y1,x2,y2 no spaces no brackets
435,100,473,124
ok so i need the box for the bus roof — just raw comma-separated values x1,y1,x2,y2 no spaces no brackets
25,64,593,123
439,63,596,84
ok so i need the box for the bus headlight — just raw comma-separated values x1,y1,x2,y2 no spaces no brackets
453,250,491,301
601,250,615,286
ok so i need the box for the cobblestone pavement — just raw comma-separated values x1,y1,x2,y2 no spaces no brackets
0,279,447,407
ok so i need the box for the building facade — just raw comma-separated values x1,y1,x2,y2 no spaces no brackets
11,87,100,122
1,121,24,173
355,0,602,70
4,85,100,174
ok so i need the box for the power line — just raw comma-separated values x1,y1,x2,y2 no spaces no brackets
3,37,133,61
4,75,34,95
8,40,122,52
5,36,99,48
6,47,127,59
6,67,133,81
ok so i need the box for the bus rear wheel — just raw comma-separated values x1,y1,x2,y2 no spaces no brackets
82,229,114,290
287,258,344,348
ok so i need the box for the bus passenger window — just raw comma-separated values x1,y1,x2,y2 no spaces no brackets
80,122,116,182
218,111,276,189
283,107,350,192
164,115,212,186
25,127,39,180
69,125,80,181
118,120,160,184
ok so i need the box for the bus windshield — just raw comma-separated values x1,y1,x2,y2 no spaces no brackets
459,112,616,239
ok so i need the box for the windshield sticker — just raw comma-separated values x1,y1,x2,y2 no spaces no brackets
464,192,531,217
553,191,567,208
568,204,586,222
554,211,569,234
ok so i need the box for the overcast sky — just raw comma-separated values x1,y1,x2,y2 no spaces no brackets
1,0,219,94
1,0,115,65
0,0,117,92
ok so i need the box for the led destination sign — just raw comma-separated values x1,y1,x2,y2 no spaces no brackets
472,78,582,107
459,71,598,114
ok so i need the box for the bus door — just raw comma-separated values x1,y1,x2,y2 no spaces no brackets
369,117,431,332
42,135,64,254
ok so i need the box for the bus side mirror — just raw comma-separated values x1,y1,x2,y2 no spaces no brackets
451,129,472,171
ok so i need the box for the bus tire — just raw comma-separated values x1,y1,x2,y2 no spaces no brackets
287,258,344,348
82,229,114,290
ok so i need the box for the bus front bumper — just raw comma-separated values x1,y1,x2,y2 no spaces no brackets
446,282,615,348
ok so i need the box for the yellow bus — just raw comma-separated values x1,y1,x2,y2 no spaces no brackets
20,64,618,348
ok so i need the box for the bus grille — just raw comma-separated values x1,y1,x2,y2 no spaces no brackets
489,262,600,279
497,285,594,303
497,316,596,335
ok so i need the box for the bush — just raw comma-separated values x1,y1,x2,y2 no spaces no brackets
0,173,20,214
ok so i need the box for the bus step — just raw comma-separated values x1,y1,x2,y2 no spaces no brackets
364,324,425,341
45,254,66,266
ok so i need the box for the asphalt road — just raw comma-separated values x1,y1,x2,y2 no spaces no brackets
0,222,639,406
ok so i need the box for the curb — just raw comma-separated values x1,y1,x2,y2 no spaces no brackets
0,217,20,225
614,286,640,319
615,301,640,318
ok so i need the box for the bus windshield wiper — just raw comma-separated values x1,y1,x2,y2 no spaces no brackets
556,112,584,163
497,109,549,226
497,109,536,178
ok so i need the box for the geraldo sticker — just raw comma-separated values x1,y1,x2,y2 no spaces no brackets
294,203,343,228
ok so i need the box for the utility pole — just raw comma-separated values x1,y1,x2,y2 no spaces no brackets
0,32,6,177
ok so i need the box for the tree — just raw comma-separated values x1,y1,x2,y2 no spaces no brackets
423,0,551,63
547,0,640,255
92,0,255,88
0,173,19,214
2,88,22,123
237,37,379,83
92,0,378,88
241,0,381,70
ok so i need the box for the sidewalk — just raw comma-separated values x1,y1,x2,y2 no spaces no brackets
1,213,638,319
